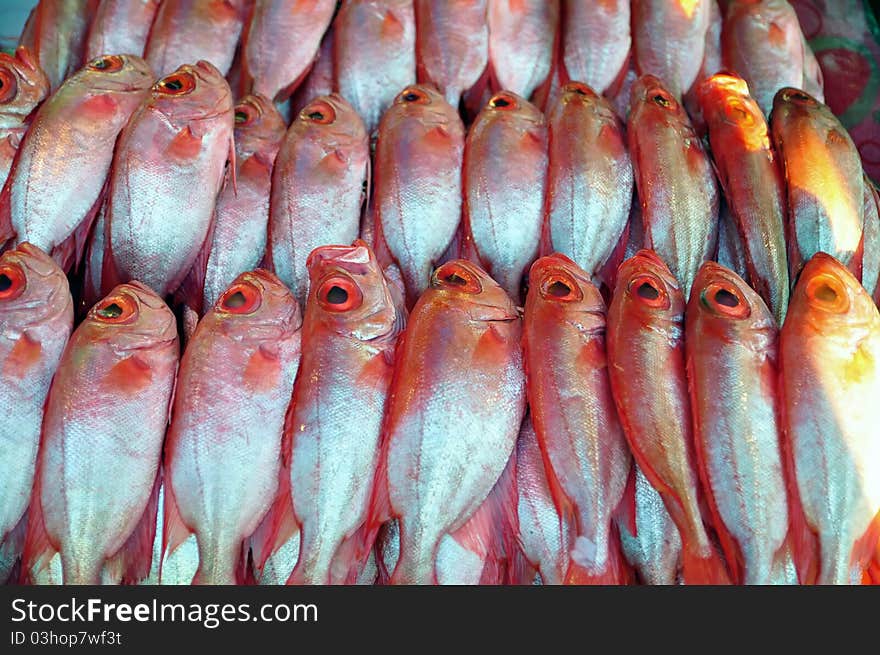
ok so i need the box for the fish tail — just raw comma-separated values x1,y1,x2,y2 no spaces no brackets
389,536,437,585
680,539,731,585
193,539,243,586
565,528,631,586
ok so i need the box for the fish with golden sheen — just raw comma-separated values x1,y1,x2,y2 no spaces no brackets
607,250,730,584
771,88,864,279
414,0,488,107
333,0,416,134
721,0,822,117
85,0,161,61
23,282,178,585
374,85,465,308
698,73,789,324
463,91,548,301
627,75,719,298
686,261,793,584
162,270,302,585
200,95,285,311
281,243,402,584
0,244,72,582
240,0,336,103
0,55,153,273
18,0,97,92
100,61,234,299
780,253,880,585
523,254,631,584
487,0,558,100
267,94,369,306
544,83,632,284
144,0,248,77
0,47,49,188
632,0,711,99
560,0,630,95
367,260,525,584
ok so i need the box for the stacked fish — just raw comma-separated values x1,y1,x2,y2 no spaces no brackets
0,0,878,586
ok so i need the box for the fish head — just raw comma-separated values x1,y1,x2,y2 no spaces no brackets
151,60,233,123
388,83,460,124
526,253,606,325
233,93,286,155
557,81,617,121
306,241,401,342
212,269,303,342
426,259,519,323
697,72,771,151
771,87,826,126
689,260,776,338
85,281,178,353
0,242,71,331
0,45,49,119
630,74,689,128
614,250,685,329
295,93,369,150
77,54,154,95
481,90,546,128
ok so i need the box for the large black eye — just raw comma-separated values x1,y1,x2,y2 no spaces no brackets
653,93,671,107
97,302,123,318
325,285,349,305
713,288,739,307
0,273,10,292
637,281,659,300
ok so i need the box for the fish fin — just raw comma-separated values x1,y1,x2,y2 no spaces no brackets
680,540,730,585
20,450,57,584
596,200,633,295
171,209,218,315
0,510,28,583
0,179,13,249
106,470,161,584
605,48,632,99
227,133,237,195
359,156,372,241
99,211,124,298
461,64,492,122
614,463,638,538
159,477,194,581
3,332,42,378
565,526,629,585
364,432,393,567
851,512,880,580
181,304,200,348
328,525,370,585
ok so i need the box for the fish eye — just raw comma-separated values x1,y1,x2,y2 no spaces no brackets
432,262,483,294
0,263,26,301
628,274,670,309
538,271,583,303
301,99,336,124
701,282,751,319
316,275,362,312
489,92,517,110
218,280,262,314
564,82,593,97
399,87,429,104
93,293,138,323
88,55,124,73
652,93,672,108
234,102,259,125
155,71,196,95
0,67,17,103
805,273,849,314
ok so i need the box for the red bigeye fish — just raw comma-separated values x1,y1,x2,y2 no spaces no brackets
0,244,72,582
0,55,153,273
463,91,548,301
267,94,369,306
201,95,286,311
163,270,302,585
23,283,178,585
18,0,97,92
144,0,248,77
101,61,234,299
544,82,632,284
560,0,630,95
333,0,416,134
374,84,465,308
780,253,880,585
289,27,335,116
514,415,570,585
686,261,792,584
698,73,789,324
241,0,336,103
523,254,631,584
368,260,525,584
85,0,161,61
0,47,49,187
283,243,402,584
414,0,488,107
627,75,719,298
770,88,864,279
632,0,711,99
487,0,559,100
721,0,821,117
606,250,730,585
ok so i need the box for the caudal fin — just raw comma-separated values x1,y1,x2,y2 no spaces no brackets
565,527,632,585
681,541,731,585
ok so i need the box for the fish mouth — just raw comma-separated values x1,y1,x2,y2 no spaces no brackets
307,241,373,277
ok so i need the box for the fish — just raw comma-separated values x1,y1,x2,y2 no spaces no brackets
414,0,488,107
0,243,72,583
487,0,559,100
721,0,818,117
144,0,248,77
606,250,730,584
627,74,719,297
285,243,402,584
523,254,631,584
101,61,234,299
779,252,880,584
367,259,525,584
631,0,711,99
289,26,335,116
373,84,465,308
543,82,633,284
333,0,416,134
0,54,153,273
163,270,302,585
85,0,161,61
23,282,178,585
0,47,49,187
241,0,336,103
201,95,286,311
267,94,369,306
770,88,864,279
715,201,748,281
698,72,789,324
560,0,630,95
862,180,880,304
685,261,791,584
681,0,722,132
462,91,548,301
18,0,97,92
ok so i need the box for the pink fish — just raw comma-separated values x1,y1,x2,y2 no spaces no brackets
0,47,49,188
85,0,161,61
560,0,630,95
